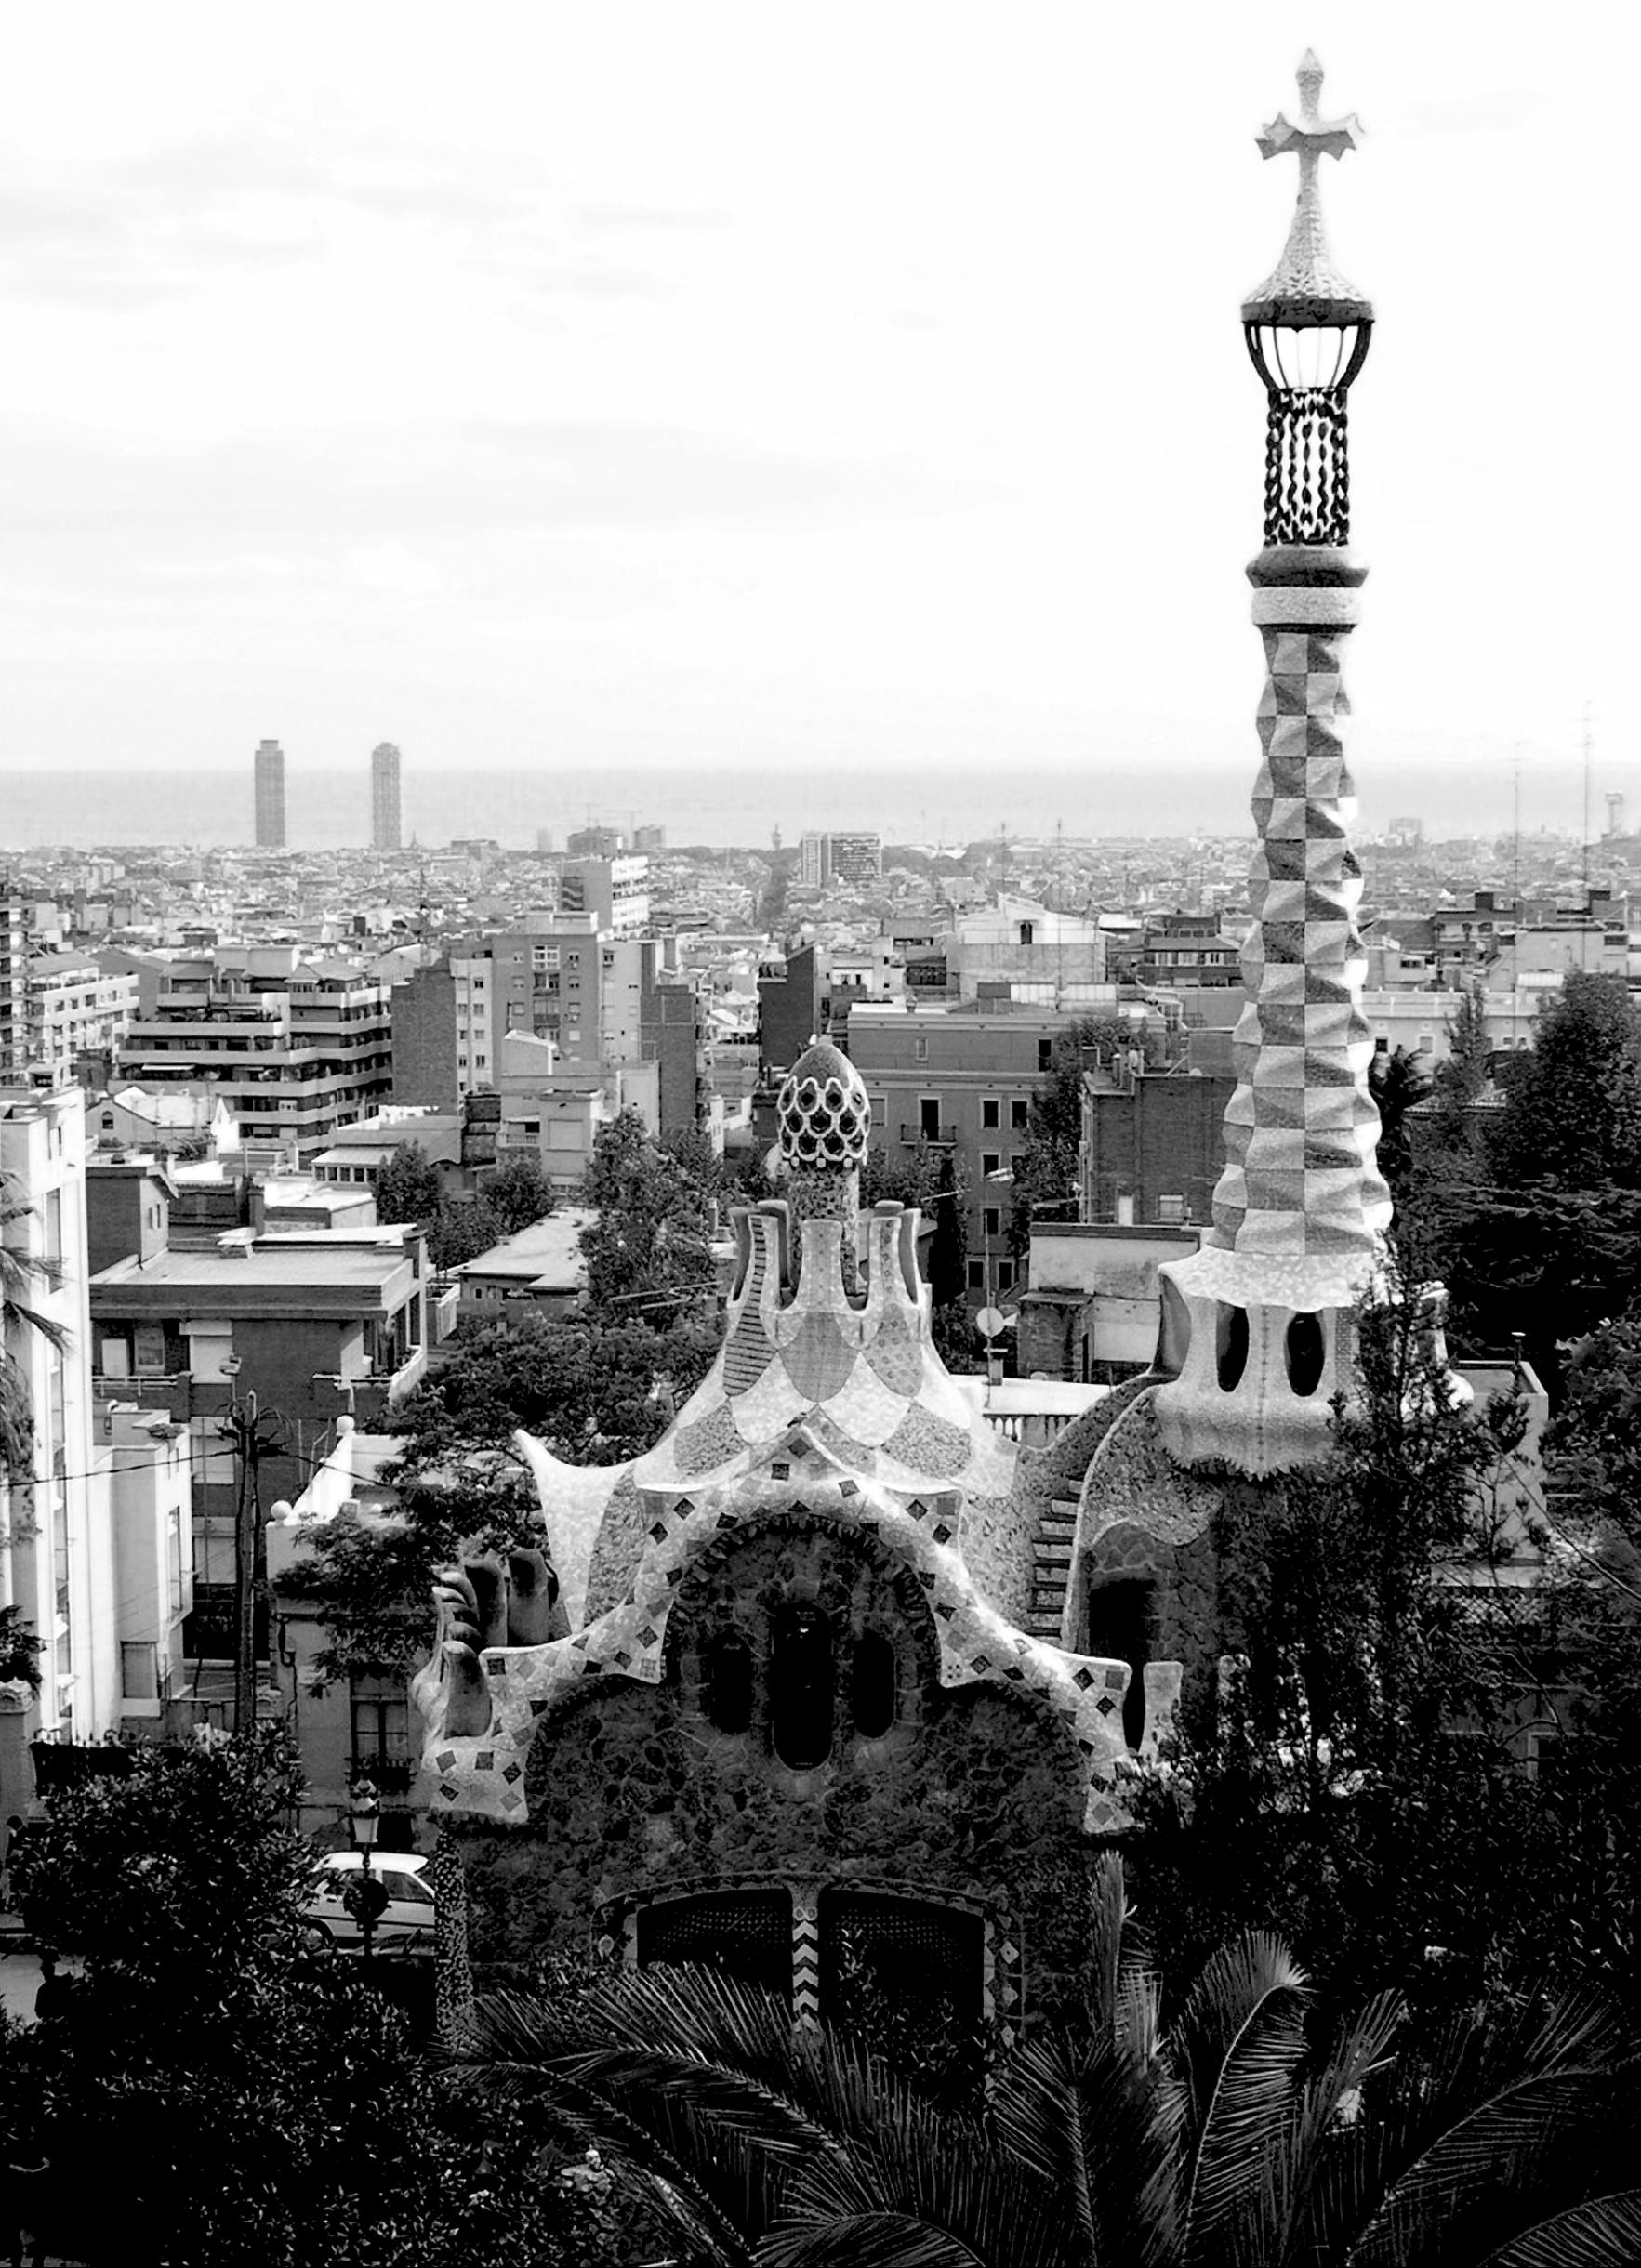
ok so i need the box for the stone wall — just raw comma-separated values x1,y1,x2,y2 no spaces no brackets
452,1516,1098,2025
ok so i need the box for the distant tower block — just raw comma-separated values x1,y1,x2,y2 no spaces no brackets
254,739,286,849
371,741,404,852
1155,54,1392,1477
1606,792,1626,840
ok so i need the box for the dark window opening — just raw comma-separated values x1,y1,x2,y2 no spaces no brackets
637,1889,793,2000
919,1096,942,1140
1087,1577,1151,1750
1285,1311,1325,1397
770,1602,835,1771
701,1629,753,1734
1216,1302,1249,1392
981,1099,1000,1128
850,1629,896,1739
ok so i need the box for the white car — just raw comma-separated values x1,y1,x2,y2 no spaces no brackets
305,1851,437,1950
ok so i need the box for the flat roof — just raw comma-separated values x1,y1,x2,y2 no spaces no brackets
91,1243,414,1311
457,1207,593,1289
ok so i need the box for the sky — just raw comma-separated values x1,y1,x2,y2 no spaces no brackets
0,1,1635,839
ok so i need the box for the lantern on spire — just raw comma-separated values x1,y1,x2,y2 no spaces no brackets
1242,52,1372,545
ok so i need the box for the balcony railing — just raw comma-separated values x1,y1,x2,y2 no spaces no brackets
899,1122,957,1145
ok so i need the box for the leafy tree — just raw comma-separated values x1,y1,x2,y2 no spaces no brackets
579,1108,715,1326
4,1730,568,2267
483,1148,557,1236
1131,1267,1566,2011
429,1193,504,1272
1487,973,1641,1192
281,1308,720,1687
0,1171,68,1480
1405,975,1641,1380
375,1139,444,1227
1431,976,1492,1136
451,1865,1641,2268
1367,1042,1430,1204
1009,1015,1133,1255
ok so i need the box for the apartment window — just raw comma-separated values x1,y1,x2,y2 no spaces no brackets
121,1642,160,1703
1018,921,1034,945
919,1097,942,1140
532,946,560,972
1038,1040,1053,1072
134,1325,167,1376
981,1152,1001,1179
981,1098,1000,1128
913,1035,929,1062
997,1259,1015,1292
966,1260,986,1291
983,1207,1001,1238
350,1682,412,1772
1011,1098,1029,1130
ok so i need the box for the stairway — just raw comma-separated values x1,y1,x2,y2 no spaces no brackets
1026,1497,1079,1645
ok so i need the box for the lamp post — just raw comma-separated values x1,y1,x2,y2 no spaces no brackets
218,1355,285,1735
346,1778,387,1962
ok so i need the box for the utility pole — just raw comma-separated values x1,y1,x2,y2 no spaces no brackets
218,1356,285,1734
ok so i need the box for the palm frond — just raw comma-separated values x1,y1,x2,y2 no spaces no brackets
992,2030,1178,2268
1256,1989,1405,2268
1477,2193,1641,2268
1171,1931,1310,2263
1342,1992,1641,2268
1086,1848,1128,2037
756,2210,993,2268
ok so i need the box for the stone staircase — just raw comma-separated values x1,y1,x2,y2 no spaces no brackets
1026,1497,1080,1645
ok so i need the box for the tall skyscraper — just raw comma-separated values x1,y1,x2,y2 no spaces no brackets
371,742,403,852
254,739,285,849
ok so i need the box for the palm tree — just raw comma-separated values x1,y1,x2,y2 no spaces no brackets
446,1858,1641,2268
0,1170,68,1480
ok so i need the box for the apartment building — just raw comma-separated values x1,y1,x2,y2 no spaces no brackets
560,854,650,938
26,953,139,1086
0,1086,165,1814
87,1165,429,1661
114,946,391,1160
847,1002,1071,1304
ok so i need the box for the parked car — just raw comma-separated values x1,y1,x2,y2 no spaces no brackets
304,1851,436,1950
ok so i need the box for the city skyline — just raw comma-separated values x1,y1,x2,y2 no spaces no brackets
0,7,1634,826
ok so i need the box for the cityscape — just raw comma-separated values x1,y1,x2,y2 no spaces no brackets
3,17,1641,2268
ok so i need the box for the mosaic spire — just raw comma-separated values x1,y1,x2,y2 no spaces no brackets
1155,56,1389,1476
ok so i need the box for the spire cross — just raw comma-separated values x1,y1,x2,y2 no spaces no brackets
1256,50,1362,193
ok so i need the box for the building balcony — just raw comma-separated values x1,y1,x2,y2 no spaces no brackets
899,1122,957,1146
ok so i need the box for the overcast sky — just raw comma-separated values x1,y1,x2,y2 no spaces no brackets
0,2,1634,836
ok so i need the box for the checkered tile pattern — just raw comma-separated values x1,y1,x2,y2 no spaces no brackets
1211,623,1391,1259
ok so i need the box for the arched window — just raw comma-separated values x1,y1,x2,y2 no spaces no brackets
1216,1302,1249,1392
850,1628,896,1739
1284,1311,1325,1397
1087,1578,1152,1751
701,1629,753,1735
770,1603,835,1771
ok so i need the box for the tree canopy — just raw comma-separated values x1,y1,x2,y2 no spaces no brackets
578,1108,716,1325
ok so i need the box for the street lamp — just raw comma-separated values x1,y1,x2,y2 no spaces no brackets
218,1355,285,1736
345,1777,387,1962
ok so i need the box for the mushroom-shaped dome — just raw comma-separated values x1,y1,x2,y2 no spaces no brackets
777,1037,871,1171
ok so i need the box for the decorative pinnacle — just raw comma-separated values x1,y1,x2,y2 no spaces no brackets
1242,51,1373,328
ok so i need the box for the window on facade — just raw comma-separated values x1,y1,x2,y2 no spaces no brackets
966,1259,986,1290
350,1683,411,1771
913,1035,928,1062
701,1629,753,1734
981,1152,1001,1178
1038,1040,1053,1072
1011,1098,1029,1130
1018,921,1034,945
982,1099,1000,1128
919,1097,942,1140
850,1629,896,1739
998,1259,1015,1292
983,1207,1001,1238
120,1642,161,1702
770,1604,834,1771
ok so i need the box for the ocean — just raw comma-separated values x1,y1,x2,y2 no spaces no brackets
0,762,1259,854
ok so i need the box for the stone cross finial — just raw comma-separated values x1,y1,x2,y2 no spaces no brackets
1256,49,1363,169
1243,51,1371,326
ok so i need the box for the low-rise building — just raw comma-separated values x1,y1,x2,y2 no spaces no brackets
453,1207,594,1318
